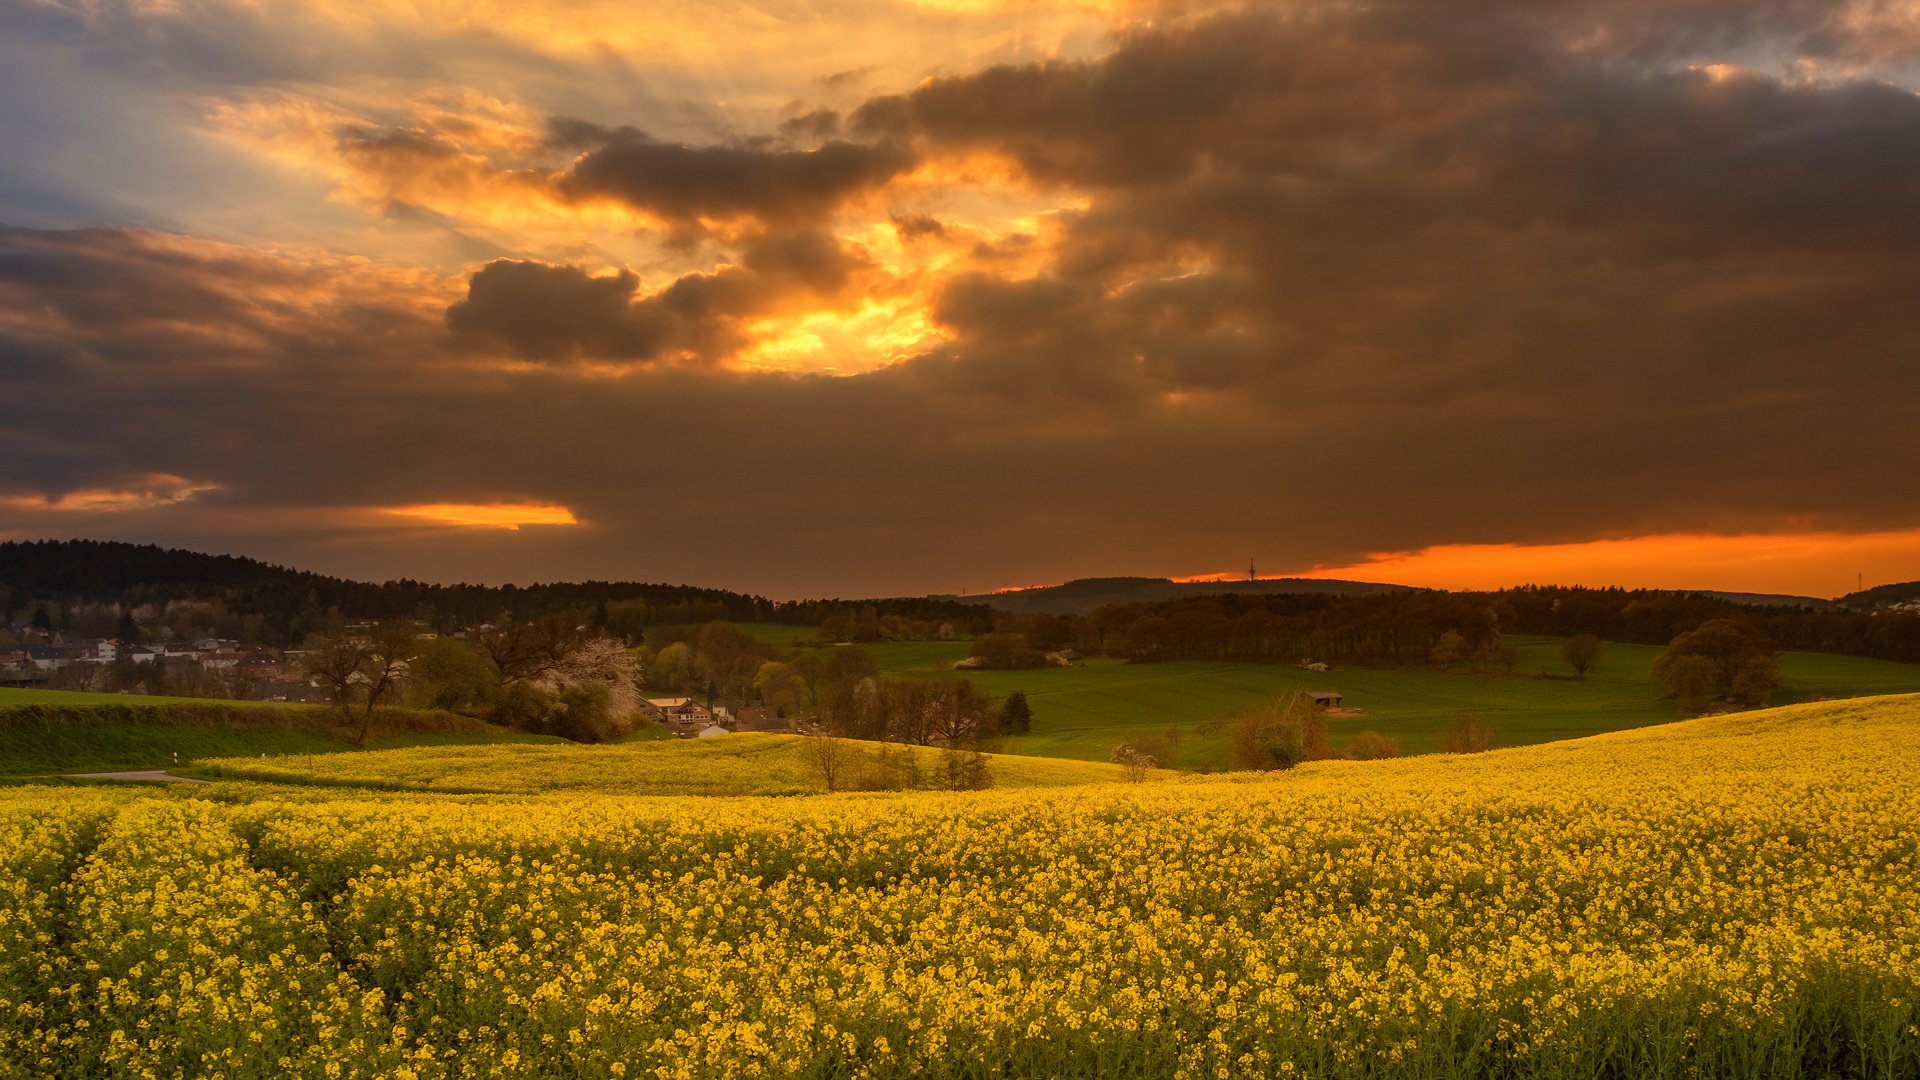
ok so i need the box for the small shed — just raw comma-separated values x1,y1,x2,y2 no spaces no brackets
696,724,730,739
1309,691,1343,708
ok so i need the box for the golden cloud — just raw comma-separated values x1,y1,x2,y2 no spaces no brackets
0,475,221,515
380,503,580,529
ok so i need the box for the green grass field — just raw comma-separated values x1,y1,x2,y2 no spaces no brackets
854,635,1920,766
0,694,565,776
0,686,298,708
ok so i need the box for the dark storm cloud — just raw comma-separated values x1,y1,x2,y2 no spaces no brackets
445,230,877,363
552,122,916,228
836,1,1920,419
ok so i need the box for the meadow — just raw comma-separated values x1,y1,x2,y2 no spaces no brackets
0,694,1915,1079
0,694,564,777
850,633,1920,765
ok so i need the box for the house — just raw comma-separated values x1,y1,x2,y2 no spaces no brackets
1309,691,1343,708
200,651,245,670
25,646,73,671
74,639,119,664
644,698,713,731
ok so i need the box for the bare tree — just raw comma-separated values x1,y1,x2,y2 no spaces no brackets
352,623,422,745
804,730,852,792
300,631,371,719
475,613,588,686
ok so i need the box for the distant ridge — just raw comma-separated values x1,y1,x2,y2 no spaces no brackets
944,576,1419,616
1697,590,1839,610
1835,580,1920,611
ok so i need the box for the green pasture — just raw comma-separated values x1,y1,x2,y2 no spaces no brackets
0,686,291,708
0,694,563,776
864,636,1920,767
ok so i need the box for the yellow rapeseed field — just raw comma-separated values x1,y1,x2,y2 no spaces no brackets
3,696,1917,1079
190,734,1128,795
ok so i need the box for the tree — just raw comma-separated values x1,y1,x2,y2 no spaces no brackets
1494,644,1520,674
1227,693,1327,771
1429,630,1469,665
1560,634,1603,679
526,636,642,741
1650,619,1779,712
920,680,997,748
752,661,808,713
997,690,1033,735
352,622,422,745
695,621,771,698
475,613,587,687
299,631,371,718
649,642,693,693
936,743,993,790
1112,743,1157,782
115,610,143,644
408,637,497,713
1443,712,1499,754
805,730,852,792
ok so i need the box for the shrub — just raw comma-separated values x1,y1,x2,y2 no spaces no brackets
1443,712,1499,754
1346,731,1400,760
1227,693,1328,771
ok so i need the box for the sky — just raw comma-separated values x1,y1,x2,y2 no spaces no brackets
3,0,1920,599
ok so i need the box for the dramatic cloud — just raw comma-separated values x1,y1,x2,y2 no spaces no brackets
2,0,1919,593
555,126,918,230
446,229,884,364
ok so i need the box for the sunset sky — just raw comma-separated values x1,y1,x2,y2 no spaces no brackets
3,0,1919,598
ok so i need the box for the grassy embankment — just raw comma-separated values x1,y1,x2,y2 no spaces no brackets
0,691,565,777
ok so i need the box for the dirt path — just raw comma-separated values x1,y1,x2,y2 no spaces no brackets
66,770,212,785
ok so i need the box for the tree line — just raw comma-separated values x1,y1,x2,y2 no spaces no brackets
0,540,991,647
988,586,1920,668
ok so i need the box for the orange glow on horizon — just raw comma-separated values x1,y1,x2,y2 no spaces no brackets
381,503,579,529
1296,529,1920,598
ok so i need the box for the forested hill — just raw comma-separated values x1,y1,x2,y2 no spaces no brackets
0,540,990,646
954,575,1416,616
1080,585,1920,666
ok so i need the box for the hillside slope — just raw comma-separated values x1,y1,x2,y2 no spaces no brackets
190,732,1128,794
950,575,1416,615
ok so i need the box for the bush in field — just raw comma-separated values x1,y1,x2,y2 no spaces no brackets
1346,730,1400,760
1444,711,1500,753
1228,693,1329,770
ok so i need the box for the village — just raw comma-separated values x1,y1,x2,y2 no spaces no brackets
1,620,806,739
